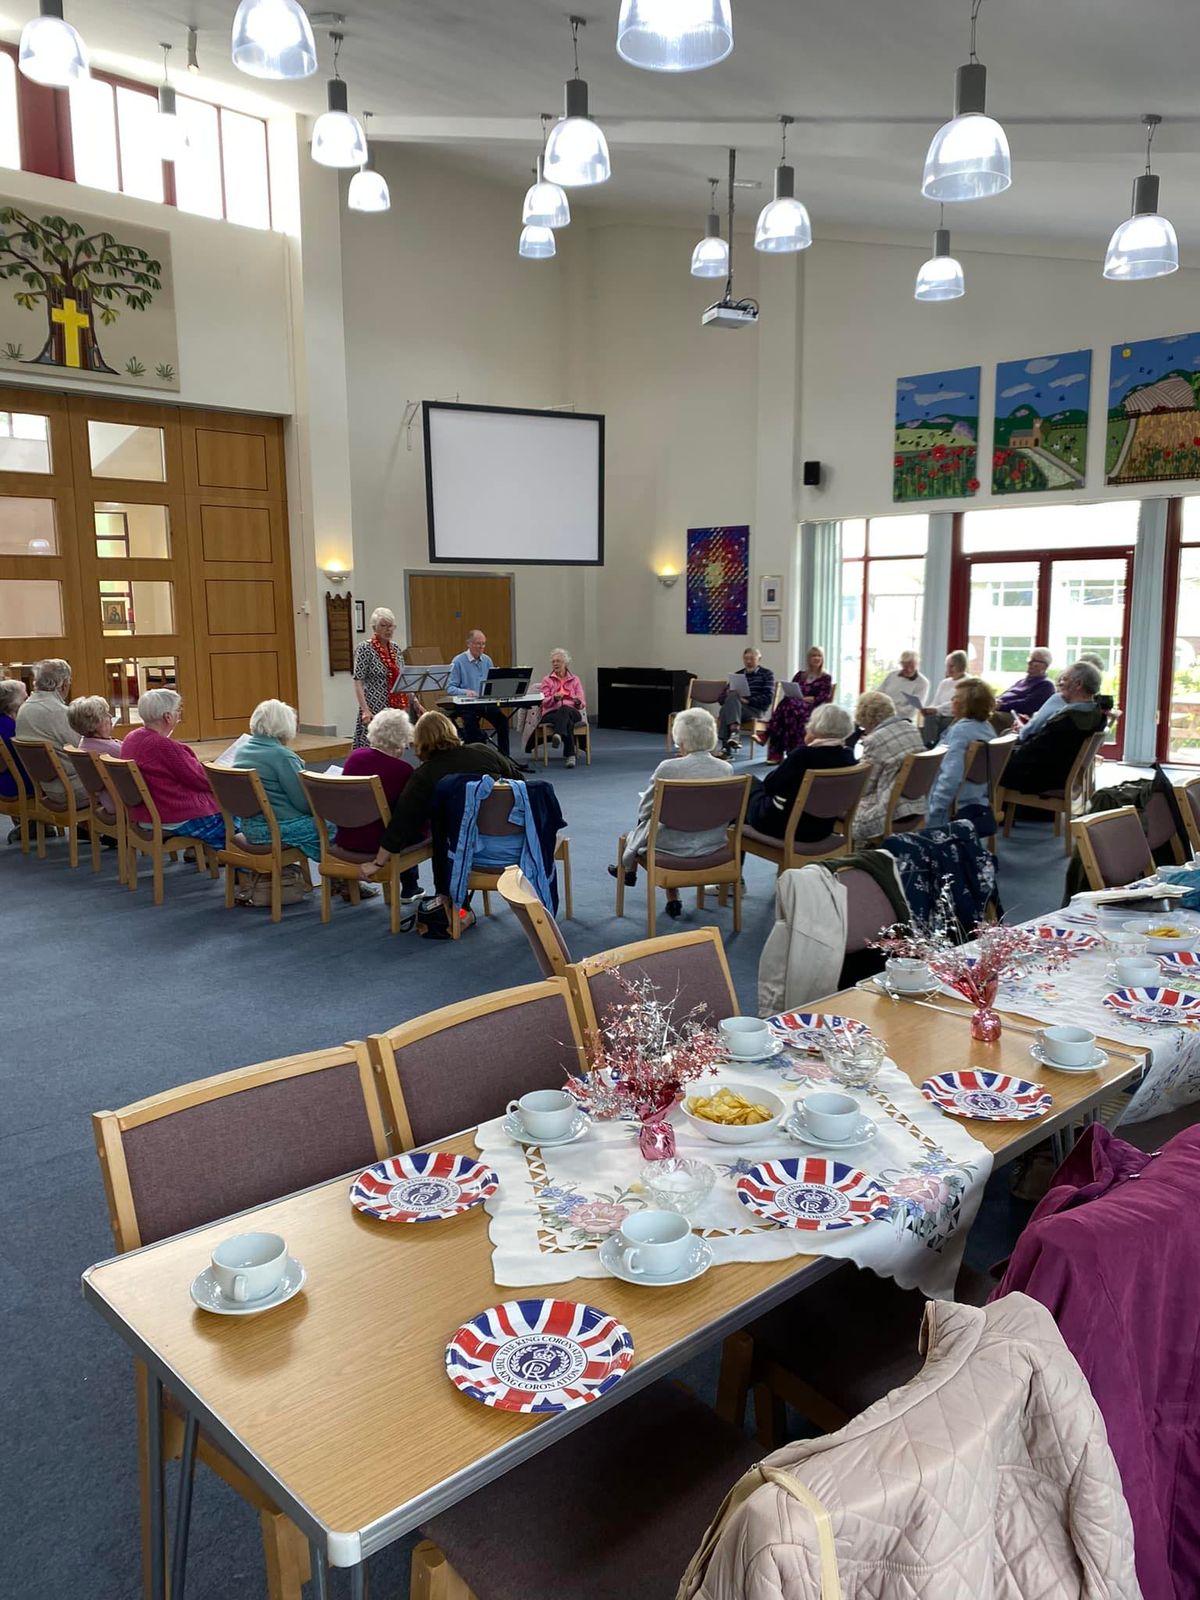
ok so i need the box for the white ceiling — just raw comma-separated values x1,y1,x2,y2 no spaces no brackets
4,0,1200,243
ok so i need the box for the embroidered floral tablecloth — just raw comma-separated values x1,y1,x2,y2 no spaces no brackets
475,1055,993,1299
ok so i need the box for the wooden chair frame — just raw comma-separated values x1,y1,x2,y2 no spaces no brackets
0,736,49,854
204,760,314,924
96,753,214,904
870,747,944,841
496,864,571,977
741,762,870,877
566,927,738,1050
615,775,750,938
12,737,84,865
999,728,1105,857
64,745,128,881
528,715,592,767
1071,804,1156,892
301,770,432,935
367,978,587,1152
92,1044,386,1600
664,676,725,751
1174,776,1200,858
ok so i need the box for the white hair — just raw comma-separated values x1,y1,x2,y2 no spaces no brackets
809,702,854,741
138,687,182,726
1068,661,1102,698
67,695,111,738
550,647,571,665
673,706,718,754
366,707,414,757
0,677,27,716
33,657,71,693
369,607,395,631
1030,646,1052,665
899,650,918,665
248,698,297,742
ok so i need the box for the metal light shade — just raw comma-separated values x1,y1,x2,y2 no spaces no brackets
523,158,570,228
1104,174,1178,280
690,213,728,278
754,163,811,253
311,79,367,168
19,1,88,87
543,78,611,186
518,224,557,260
348,157,390,213
231,0,317,80
914,230,964,301
157,85,189,162
616,0,734,72
922,63,1011,201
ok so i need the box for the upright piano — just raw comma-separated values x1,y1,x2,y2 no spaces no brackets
597,667,695,733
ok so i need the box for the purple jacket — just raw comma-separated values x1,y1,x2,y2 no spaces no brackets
996,672,1055,715
992,1123,1200,1600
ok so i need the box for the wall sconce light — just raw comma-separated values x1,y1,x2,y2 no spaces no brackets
656,567,679,588
322,560,351,584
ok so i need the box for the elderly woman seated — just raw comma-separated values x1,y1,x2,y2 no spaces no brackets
0,676,28,840
609,706,732,921
339,708,423,901
745,701,856,841
926,675,996,832
232,699,322,862
529,647,587,766
66,694,122,822
121,688,225,847
852,690,926,842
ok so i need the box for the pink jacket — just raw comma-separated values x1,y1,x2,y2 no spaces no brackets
538,670,586,718
679,1294,1139,1600
121,726,215,823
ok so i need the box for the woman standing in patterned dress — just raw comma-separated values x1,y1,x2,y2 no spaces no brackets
352,607,417,749
761,644,833,760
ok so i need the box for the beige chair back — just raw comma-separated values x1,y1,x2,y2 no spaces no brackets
497,865,572,978
1072,806,1156,892
568,927,739,1045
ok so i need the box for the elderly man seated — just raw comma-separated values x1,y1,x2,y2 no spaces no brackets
996,646,1055,723
876,652,930,721
1002,662,1106,797
717,647,775,760
14,657,88,806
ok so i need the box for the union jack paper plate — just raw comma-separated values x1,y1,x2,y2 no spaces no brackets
920,1070,1051,1122
765,1011,873,1055
1102,986,1200,1026
349,1151,498,1222
445,1298,634,1413
735,1157,891,1231
1030,924,1101,950
1156,952,1200,974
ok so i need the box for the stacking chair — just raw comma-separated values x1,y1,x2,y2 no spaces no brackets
64,745,126,879
741,763,871,877
0,735,43,853
664,676,725,750
1142,787,1188,867
12,737,84,865
97,754,214,904
496,865,572,977
568,926,739,1043
367,977,587,1150
831,861,906,969
443,780,574,924
92,1044,387,1600
615,775,750,937
1000,728,1105,857
953,733,1015,854
204,761,314,923
1175,774,1200,858
867,747,944,842
1073,805,1156,891
299,770,431,934
528,716,592,766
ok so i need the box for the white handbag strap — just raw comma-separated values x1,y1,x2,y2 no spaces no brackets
676,1462,842,1600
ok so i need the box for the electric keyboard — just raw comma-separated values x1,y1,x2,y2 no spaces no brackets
445,694,542,711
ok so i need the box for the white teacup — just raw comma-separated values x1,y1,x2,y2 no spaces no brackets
719,1016,771,1058
210,1232,287,1304
802,1090,860,1143
1114,956,1160,988
507,1088,576,1141
886,957,932,994
617,1209,693,1277
1037,1025,1097,1068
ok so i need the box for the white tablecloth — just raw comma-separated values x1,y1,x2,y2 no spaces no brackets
475,1054,993,1299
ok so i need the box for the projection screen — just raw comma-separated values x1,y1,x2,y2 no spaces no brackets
423,401,605,565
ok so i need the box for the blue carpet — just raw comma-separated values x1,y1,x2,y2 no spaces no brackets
0,728,1071,1598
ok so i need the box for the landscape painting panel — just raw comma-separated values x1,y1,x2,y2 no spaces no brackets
686,525,749,635
1107,332,1200,485
894,366,980,502
992,350,1091,494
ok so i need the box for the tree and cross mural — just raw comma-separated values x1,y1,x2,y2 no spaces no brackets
0,199,178,390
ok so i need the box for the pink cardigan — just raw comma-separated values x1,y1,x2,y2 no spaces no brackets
121,725,215,823
538,670,586,718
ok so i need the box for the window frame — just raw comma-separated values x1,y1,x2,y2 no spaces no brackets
841,517,929,698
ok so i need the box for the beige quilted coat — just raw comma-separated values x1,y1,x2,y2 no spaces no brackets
679,1293,1141,1600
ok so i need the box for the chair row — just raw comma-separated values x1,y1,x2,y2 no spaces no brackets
1072,780,1200,891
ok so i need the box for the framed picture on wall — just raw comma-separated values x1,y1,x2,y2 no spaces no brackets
760,612,782,644
760,575,782,611
354,600,366,634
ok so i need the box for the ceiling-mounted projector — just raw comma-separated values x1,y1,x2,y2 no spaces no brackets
702,298,760,330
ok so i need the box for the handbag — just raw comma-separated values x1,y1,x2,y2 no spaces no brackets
235,862,309,908
415,895,476,939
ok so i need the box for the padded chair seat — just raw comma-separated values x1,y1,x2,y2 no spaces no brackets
423,1382,759,1600
740,824,784,849
650,845,735,872
742,825,845,854
329,842,375,864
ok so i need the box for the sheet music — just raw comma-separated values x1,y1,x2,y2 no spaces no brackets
779,681,805,699
726,672,750,697
212,732,250,766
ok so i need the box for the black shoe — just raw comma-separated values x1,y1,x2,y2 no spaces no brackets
609,864,638,886
515,761,534,773
665,898,683,919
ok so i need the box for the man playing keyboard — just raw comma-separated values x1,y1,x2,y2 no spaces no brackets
447,629,511,755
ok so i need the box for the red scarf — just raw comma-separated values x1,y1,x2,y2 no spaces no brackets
369,634,408,710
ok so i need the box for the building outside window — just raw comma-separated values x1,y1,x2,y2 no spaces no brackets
839,515,928,701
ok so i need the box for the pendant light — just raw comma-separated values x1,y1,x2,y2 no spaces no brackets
519,222,557,260
231,0,317,79
311,31,367,168
914,206,965,301
523,116,571,229
186,26,200,74
922,0,1010,202
19,0,88,87
348,112,390,213
690,178,729,278
616,0,733,73
544,16,611,188
755,116,811,253
156,45,189,163
1104,114,1178,281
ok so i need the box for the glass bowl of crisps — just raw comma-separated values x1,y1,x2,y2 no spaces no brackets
680,1082,785,1144
642,1157,718,1218
819,1034,888,1090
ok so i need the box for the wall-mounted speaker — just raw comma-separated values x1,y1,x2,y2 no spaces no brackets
803,460,822,487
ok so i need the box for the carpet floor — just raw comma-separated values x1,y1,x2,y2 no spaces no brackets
0,728,1074,1598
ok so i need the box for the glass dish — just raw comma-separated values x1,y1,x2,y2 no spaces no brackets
642,1157,717,1219
819,1034,888,1090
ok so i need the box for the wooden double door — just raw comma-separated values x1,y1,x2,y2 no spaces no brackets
0,386,293,739
407,573,515,667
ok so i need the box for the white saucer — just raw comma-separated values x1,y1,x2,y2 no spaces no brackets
190,1257,306,1317
502,1110,590,1147
598,1234,713,1287
1029,1041,1110,1075
874,976,938,1000
785,1109,879,1152
720,1036,785,1064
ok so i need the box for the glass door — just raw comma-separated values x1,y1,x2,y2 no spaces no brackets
965,559,1040,689
1047,556,1130,757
